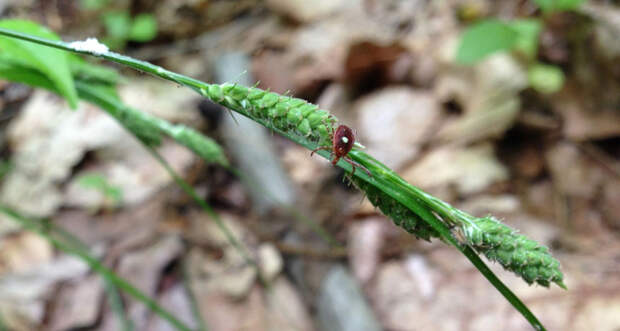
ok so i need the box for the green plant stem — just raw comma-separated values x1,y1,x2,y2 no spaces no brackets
0,28,548,330
74,78,340,247
183,260,208,331
104,279,134,331
0,205,193,331
227,168,342,247
38,219,133,331
76,80,260,276
148,146,258,269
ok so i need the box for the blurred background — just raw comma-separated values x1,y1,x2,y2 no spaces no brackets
0,0,619,330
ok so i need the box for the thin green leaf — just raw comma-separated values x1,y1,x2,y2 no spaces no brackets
0,56,58,92
456,19,519,64
0,312,7,331
69,54,122,85
0,205,193,331
0,20,78,108
0,160,10,180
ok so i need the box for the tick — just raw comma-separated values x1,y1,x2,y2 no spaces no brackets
311,125,371,176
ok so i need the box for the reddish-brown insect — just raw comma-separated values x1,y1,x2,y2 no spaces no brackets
311,125,371,176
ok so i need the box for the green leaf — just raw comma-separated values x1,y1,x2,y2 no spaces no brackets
456,19,519,64
69,54,122,85
0,53,120,100
77,173,108,188
103,11,131,40
77,173,123,203
0,55,59,92
0,20,78,108
528,63,565,94
80,0,109,10
102,11,130,49
509,19,542,60
533,0,586,12
129,14,157,42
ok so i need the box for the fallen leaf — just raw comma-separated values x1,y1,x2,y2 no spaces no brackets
265,277,315,331
0,232,53,275
435,53,527,143
546,142,604,197
356,87,442,169
348,217,386,284
117,236,183,330
47,275,103,331
403,143,509,195
148,284,198,331
265,0,346,23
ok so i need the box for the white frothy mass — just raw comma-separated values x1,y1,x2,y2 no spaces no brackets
68,38,109,56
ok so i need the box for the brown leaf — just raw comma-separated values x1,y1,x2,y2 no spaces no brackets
355,87,441,169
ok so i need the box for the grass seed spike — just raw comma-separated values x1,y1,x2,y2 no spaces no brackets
202,83,370,176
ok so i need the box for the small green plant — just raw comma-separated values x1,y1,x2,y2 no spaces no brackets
80,0,108,11
77,173,123,209
102,11,157,49
534,0,586,13
456,0,585,94
0,20,568,331
80,0,157,50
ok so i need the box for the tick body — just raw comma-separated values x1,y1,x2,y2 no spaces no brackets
311,124,371,176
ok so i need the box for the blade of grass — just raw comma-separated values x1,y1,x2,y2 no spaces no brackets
76,79,340,253
76,81,257,270
347,151,546,330
0,28,550,330
0,205,194,331
103,278,135,331
37,218,133,331
228,168,342,247
182,260,208,331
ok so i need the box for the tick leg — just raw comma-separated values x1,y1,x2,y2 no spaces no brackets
344,157,372,177
311,146,331,157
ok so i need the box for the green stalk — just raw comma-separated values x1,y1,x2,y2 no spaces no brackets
75,82,257,270
227,167,342,247
75,79,340,248
183,260,209,331
0,205,193,331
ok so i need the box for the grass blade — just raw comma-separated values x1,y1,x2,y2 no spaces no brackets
0,205,194,331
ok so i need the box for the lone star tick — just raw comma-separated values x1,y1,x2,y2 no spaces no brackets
311,125,371,176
